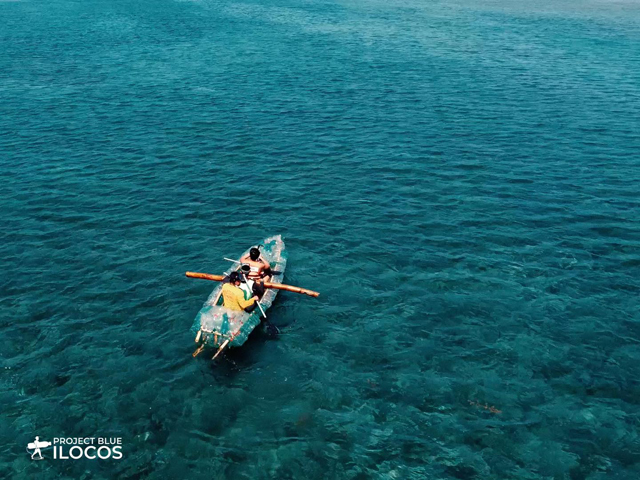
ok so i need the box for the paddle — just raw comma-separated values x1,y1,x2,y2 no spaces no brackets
212,339,230,360
254,298,268,318
185,272,320,297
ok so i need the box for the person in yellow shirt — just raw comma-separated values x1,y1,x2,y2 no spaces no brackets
222,272,259,312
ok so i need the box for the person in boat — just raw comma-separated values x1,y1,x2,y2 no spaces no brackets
240,247,272,281
239,247,272,299
222,272,259,313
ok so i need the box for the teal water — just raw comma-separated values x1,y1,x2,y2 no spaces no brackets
1,0,640,477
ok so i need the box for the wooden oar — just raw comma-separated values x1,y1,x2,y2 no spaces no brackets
212,339,230,360
192,344,205,358
255,301,267,319
185,272,320,297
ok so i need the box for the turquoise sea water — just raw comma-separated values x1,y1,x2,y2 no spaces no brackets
1,0,640,477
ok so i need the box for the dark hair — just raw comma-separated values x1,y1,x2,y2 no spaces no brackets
228,272,241,283
249,247,260,261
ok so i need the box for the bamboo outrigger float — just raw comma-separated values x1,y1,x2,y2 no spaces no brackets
187,235,318,359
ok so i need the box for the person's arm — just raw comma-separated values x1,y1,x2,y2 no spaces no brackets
223,284,257,310
234,288,257,309
238,293,258,310
240,253,251,263
260,258,271,269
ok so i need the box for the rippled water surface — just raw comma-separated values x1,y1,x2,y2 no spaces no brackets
1,0,640,478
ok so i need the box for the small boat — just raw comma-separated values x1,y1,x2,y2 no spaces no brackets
190,235,287,357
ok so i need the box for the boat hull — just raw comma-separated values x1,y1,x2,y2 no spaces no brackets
191,235,287,349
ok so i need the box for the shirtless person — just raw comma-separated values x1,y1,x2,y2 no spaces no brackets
240,247,272,281
239,247,272,299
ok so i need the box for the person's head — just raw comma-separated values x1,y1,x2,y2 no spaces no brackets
249,247,260,261
228,272,241,285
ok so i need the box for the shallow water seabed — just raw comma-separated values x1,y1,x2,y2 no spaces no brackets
1,0,640,478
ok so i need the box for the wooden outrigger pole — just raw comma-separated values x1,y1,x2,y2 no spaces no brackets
185,272,320,297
